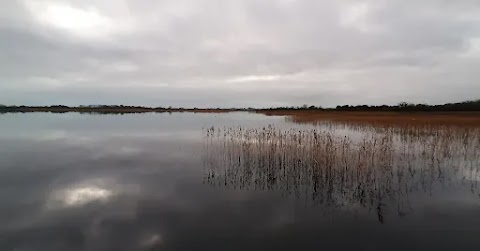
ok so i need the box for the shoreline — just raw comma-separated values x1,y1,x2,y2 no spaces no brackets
2,108,480,125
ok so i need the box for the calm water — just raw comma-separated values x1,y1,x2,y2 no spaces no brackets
1,112,480,251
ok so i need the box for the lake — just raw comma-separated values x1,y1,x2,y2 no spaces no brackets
1,112,479,250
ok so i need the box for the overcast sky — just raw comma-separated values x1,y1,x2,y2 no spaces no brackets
1,0,480,107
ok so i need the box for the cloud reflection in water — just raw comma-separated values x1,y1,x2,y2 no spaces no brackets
47,182,115,209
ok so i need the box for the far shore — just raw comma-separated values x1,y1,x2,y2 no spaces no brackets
0,107,242,114
2,106,480,126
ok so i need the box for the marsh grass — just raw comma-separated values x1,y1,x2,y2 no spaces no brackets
259,111,480,127
203,124,480,222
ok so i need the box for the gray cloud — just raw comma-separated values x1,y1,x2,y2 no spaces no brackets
1,0,480,107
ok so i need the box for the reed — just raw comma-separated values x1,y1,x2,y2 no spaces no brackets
203,124,480,222
259,110,480,127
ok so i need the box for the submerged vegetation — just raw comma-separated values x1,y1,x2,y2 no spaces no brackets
203,124,480,223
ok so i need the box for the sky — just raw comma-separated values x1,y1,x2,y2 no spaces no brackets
1,0,480,108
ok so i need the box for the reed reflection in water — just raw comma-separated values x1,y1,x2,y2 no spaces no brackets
203,125,480,222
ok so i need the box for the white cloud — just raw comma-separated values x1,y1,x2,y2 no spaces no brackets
339,2,372,32
22,1,135,41
25,2,111,38
227,75,282,83
1,0,480,107
461,38,480,58
26,76,64,87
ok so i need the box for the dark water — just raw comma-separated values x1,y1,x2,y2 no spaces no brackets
0,112,479,251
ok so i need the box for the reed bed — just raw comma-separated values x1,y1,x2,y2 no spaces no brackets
203,124,480,221
259,110,480,127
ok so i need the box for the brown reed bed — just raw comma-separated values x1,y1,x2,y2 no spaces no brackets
258,111,480,127
203,124,480,222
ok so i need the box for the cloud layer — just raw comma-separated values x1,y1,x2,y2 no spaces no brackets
1,0,480,107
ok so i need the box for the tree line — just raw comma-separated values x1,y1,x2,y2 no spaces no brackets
262,99,480,112
1,99,480,113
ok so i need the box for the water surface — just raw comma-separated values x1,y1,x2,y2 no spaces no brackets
0,112,479,250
